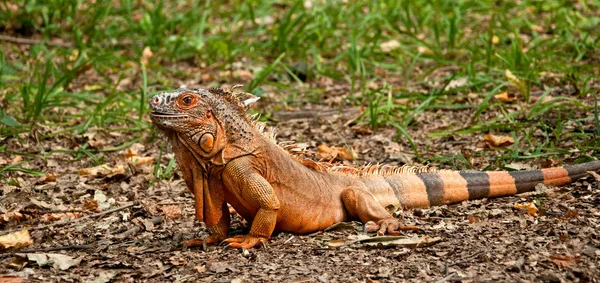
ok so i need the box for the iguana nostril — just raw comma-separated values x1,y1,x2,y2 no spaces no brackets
152,96,161,105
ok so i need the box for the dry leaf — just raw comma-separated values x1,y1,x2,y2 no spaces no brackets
140,46,153,65
530,95,553,103
94,190,115,210
78,164,126,177
514,201,538,216
1,211,24,223
445,77,468,90
17,253,81,270
160,205,182,220
11,156,23,164
564,209,578,218
169,256,188,266
0,229,32,249
195,265,206,273
125,143,146,158
82,199,99,212
549,254,579,267
494,92,517,102
329,235,441,248
417,46,434,55
39,173,57,183
587,170,600,181
483,134,514,148
505,69,527,94
317,144,356,161
127,156,155,167
0,276,23,283
380,40,401,53
40,212,85,223
467,215,481,223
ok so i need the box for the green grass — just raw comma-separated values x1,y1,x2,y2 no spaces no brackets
0,0,599,176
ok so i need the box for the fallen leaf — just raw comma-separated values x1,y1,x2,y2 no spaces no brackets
195,265,206,273
1,211,24,223
317,144,356,161
38,173,57,183
127,156,155,167
483,134,514,148
445,77,468,90
549,254,579,267
587,170,600,181
0,229,32,249
94,190,115,210
505,69,527,94
417,46,434,55
140,46,153,65
40,212,84,222
82,199,100,212
514,201,538,216
160,205,182,220
0,276,23,283
380,40,401,53
467,215,481,223
169,256,188,266
530,95,553,103
11,156,23,164
494,92,517,102
564,209,578,218
78,164,126,177
328,235,441,248
17,253,81,270
125,143,145,158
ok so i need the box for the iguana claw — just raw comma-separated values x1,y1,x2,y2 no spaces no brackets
222,234,269,249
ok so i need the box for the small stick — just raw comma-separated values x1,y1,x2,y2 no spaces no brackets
1,202,137,236
0,35,71,47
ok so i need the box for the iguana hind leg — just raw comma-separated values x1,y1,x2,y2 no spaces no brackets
341,187,417,235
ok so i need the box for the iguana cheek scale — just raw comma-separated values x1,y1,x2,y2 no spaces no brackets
150,87,600,250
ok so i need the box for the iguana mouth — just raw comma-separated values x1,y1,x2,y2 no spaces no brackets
150,111,187,118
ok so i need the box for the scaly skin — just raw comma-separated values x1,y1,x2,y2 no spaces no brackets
150,87,600,249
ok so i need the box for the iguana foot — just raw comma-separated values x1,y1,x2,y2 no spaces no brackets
222,234,268,249
365,219,419,236
182,235,223,250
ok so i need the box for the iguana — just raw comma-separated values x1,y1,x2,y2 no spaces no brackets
150,87,600,250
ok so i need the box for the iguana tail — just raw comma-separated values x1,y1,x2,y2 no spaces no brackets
386,160,600,209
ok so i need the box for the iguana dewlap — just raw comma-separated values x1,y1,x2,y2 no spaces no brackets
150,87,600,249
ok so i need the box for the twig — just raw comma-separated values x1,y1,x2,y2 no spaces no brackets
0,243,98,259
434,272,456,283
1,202,137,236
0,35,71,47
40,209,88,214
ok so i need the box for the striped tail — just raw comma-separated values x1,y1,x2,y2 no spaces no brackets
389,160,600,209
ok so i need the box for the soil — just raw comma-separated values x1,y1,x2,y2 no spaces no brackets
1,91,600,282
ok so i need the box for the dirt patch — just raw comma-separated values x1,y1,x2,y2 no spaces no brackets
1,99,599,282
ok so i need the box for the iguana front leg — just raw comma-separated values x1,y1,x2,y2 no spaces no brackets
222,157,280,249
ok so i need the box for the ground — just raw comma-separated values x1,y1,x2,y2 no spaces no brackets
1,99,599,282
1,1,600,282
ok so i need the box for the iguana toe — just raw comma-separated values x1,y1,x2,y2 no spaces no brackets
182,235,223,250
365,219,419,236
223,234,268,249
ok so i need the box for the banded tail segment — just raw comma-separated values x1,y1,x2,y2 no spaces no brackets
391,160,600,209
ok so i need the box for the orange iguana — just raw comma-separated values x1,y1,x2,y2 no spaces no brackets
150,87,600,250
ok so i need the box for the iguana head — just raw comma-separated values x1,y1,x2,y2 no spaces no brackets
150,87,259,160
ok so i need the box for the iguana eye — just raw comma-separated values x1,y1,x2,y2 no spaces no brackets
179,95,196,107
